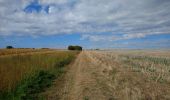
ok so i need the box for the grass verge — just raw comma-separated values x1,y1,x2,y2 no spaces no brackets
0,51,79,100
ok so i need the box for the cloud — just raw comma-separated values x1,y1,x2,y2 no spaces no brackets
39,0,69,5
0,0,170,41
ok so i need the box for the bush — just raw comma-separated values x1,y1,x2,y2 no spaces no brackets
6,46,13,49
68,45,82,51
41,48,49,49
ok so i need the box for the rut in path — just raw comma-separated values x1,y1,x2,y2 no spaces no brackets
42,51,114,100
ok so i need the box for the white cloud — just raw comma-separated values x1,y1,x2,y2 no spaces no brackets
0,0,170,41
39,0,68,5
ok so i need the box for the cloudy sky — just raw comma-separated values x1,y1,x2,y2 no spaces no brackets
0,0,170,49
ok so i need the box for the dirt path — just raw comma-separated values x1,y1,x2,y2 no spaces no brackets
43,51,115,100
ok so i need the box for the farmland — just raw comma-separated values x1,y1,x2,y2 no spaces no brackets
0,48,55,56
42,50,170,100
1,0,169,100
0,49,79,100
0,49,170,100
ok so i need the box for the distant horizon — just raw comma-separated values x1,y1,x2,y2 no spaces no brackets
1,46,170,50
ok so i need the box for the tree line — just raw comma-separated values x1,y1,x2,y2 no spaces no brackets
5,45,83,51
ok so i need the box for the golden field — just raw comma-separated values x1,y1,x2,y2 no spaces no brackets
0,49,79,99
0,48,54,56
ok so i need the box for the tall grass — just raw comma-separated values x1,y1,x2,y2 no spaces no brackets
0,51,79,99
0,49,53,56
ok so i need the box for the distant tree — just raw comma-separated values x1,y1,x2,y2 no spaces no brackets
74,46,82,50
68,45,74,50
41,48,49,49
68,45,82,51
6,46,13,49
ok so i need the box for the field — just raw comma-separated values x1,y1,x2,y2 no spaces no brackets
42,50,170,100
0,49,79,100
0,49,170,100
0,48,57,56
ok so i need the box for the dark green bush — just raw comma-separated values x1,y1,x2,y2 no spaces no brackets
68,45,82,51
6,46,13,49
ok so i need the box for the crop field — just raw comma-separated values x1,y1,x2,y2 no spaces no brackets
78,50,170,100
0,50,79,100
1,0,170,99
42,50,170,100
0,48,55,56
0,49,170,100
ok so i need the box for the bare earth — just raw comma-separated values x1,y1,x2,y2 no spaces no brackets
42,50,170,100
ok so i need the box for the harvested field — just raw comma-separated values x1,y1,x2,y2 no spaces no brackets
43,50,170,100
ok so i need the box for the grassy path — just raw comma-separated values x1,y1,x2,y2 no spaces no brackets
43,51,113,100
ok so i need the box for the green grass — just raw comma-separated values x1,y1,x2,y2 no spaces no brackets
84,96,89,100
0,51,79,100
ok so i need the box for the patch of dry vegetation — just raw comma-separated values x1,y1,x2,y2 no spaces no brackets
0,48,53,56
118,52,170,83
0,50,79,99
88,50,170,99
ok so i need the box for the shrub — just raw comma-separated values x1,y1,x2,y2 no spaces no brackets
68,45,82,51
6,46,13,49
41,48,49,49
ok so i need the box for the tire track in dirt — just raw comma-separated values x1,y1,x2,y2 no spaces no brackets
43,51,113,100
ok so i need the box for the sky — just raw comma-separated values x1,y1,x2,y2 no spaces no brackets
0,0,170,49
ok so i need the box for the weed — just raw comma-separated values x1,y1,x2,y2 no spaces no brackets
84,96,89,100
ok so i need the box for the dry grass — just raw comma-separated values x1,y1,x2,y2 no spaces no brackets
118,54,170,83
93,50,170,83
0,50,78,93
87,50,170,99
0,48,54,56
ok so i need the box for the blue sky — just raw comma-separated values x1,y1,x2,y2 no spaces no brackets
0,0,170,49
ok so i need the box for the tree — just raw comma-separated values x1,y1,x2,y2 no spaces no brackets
74,46,82,50
68,45,75,50
68,45,82,51
6,46,13,49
